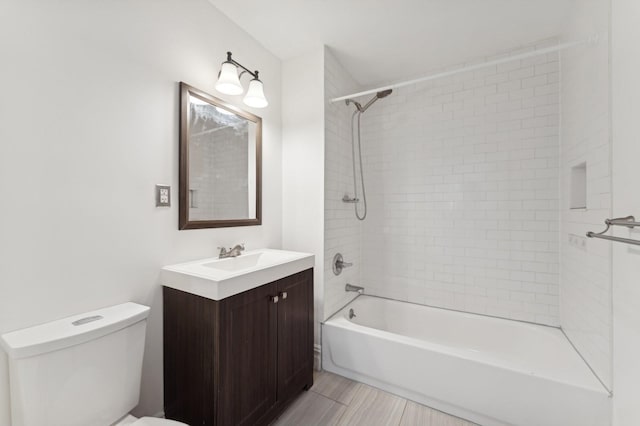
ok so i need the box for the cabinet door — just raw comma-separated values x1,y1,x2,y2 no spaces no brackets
163,287,218,425
218,282,278,426
276,269,314,403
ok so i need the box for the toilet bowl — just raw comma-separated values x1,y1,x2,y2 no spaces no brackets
0,302,187,426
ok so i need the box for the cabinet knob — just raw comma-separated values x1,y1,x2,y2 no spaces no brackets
270,295,279,304
280,292,288,300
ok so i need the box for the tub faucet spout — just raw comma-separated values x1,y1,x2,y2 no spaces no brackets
345,283,364,294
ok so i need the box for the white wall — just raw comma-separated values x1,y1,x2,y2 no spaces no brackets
357,42,561,325
559,0,612,389
323,48,363,319
0,0,282,423
611,0,640,423
281,48,325,350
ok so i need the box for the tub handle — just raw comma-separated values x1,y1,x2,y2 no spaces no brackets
333,253,353,275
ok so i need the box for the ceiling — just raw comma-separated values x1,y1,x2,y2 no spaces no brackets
209,0,574,88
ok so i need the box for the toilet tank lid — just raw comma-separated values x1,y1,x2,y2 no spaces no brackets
0,302,150,359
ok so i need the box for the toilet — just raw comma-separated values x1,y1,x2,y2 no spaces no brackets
0,302,186,426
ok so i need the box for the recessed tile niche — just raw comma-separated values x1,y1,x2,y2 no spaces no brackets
570,162,587,209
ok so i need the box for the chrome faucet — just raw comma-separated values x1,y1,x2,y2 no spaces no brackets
218,243,245,258
345,283,364,294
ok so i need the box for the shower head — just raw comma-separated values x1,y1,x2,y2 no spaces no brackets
346,89,393,113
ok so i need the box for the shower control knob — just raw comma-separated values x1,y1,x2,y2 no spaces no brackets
333,253,353,275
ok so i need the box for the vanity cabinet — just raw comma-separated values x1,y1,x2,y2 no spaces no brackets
163,268,314,426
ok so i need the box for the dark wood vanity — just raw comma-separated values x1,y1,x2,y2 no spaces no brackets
163,268,314,426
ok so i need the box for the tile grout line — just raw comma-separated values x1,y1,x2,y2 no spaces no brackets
396,398,409,426
308,388,350,407
332,402,349,426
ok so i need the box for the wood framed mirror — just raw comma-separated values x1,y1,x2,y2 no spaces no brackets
179,82,262,229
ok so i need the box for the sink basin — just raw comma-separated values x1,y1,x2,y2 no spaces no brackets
203,252,271,272
162,249,315,300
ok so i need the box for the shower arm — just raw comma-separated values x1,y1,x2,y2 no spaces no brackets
345,90,392,113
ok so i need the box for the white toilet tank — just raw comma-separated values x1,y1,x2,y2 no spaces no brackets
0,302,150,426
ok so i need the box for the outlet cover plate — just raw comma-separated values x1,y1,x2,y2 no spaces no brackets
156,184,171,207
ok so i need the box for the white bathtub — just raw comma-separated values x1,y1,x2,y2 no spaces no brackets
322,295,610,426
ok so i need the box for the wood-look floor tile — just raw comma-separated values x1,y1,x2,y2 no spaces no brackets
336,384,406,426
310,371,359,405
400,400,434,425
430,407,478,426
272,390,346,426
400,400,477,426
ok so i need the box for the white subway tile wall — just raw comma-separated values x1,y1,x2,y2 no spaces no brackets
356,42,561,325
559,1,612,389
322,31,610,392
189,125,250,220
324,48,363,319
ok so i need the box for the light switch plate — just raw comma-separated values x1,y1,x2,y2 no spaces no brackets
156,184,171,207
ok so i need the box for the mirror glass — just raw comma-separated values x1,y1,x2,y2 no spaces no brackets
179,82,261,229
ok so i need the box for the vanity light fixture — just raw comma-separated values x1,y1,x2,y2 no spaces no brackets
214,51,268,108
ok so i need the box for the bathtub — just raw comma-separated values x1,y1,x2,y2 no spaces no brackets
322,296,611,426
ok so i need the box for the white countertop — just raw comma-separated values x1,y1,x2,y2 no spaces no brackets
161,248,315,300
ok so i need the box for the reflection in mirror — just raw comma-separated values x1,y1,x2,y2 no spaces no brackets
179,83,261,229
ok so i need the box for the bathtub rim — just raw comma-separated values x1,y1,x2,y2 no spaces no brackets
322,294,610,396
326,293,562,330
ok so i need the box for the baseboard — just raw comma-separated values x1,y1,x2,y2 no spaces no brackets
313,343,322,371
